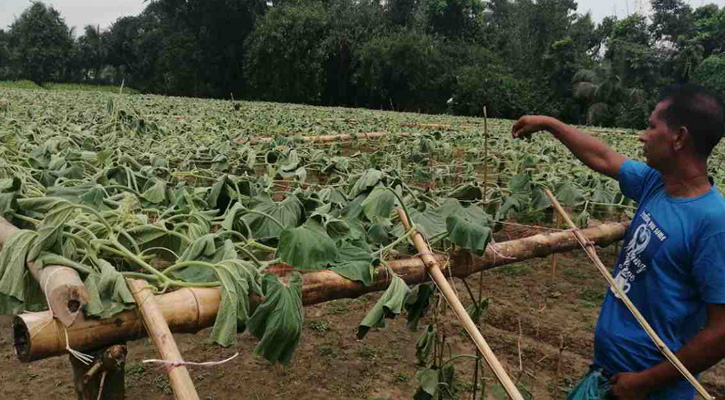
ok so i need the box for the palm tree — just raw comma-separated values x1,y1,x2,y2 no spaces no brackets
572,63,646,126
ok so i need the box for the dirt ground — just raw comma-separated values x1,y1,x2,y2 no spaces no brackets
1,243,724,400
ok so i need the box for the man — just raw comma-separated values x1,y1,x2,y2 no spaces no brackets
511,84,725,399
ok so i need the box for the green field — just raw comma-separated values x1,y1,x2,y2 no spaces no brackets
0,80,140,94
1,88,724,397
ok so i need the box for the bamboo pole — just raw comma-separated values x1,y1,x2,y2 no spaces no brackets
13,221,628,362
396,208,524,400
0,217,88,326
543,189,714,400
126,279,200,400
236,131,419,145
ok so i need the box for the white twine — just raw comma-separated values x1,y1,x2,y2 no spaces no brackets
142,352,239,372
64,328,94,366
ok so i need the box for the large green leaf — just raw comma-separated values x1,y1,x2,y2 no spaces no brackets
329,240,377,286
394,198,463,238
248,273,304,365
242,196,304,239
349,169,383,197
278,220,339,270
361,185,396,221
357,274,410,338
446,211,492,256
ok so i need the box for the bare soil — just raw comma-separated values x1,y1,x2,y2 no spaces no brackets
2,245,724,400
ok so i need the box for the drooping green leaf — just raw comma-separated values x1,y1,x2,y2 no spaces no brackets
357,274,410,338
414,364,461,400
415,324,437,365
278,220,339,270
79,184,107,208
509,173,532,193
209,259,262,347
405,284,434,331
83,259,136,319
530,187,552,211
555,181,585,206
349,169,383,197
248,273,304,365
0,230,36,314
448,183,483,202
142,179,167,204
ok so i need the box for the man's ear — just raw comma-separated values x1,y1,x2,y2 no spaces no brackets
672,126,689,152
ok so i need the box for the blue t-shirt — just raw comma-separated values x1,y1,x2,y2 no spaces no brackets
593,160,725,399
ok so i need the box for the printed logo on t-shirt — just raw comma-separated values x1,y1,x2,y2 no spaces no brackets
611,210,668,298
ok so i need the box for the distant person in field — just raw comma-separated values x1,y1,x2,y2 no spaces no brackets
512,84,725,400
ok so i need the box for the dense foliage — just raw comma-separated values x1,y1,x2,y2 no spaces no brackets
1,0,725,128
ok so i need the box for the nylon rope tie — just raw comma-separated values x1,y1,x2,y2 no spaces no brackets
142,352,240,372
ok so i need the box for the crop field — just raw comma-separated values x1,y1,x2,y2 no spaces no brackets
0,88,724,399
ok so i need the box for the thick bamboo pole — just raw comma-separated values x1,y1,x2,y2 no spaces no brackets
543,189,714,400
126,279,200,400
0,217,88,326
396,208,524,400
13,221,628,362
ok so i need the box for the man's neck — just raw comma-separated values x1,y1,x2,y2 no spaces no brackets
661,158,711,198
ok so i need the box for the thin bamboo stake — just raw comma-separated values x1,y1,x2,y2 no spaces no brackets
14,221,628,362
126,279,200,400
483,106,489,204
551,213,559,278
396,208,524,400
0,216,88,326
543,188,714,400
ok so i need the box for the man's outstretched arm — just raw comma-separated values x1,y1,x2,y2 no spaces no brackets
512,116,627,179
610,303,725,399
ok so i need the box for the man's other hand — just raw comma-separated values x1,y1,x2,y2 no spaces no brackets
610,372,651,400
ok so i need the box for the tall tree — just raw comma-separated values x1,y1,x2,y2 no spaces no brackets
7,2,74,85
76,25,106,82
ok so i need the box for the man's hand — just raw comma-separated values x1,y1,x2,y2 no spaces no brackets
610,372,651,400
511,116,552,139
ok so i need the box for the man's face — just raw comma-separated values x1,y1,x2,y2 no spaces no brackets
640,101,677,170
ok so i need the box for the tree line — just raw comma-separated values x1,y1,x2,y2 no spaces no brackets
1,0,724,129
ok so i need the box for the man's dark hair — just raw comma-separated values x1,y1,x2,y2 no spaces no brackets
658,83,725,158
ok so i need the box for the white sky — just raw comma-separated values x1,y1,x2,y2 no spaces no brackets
1,0,725,32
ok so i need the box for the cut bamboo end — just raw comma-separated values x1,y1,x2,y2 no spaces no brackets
0,217,89,325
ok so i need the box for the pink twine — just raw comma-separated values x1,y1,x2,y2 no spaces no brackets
143,352,239,372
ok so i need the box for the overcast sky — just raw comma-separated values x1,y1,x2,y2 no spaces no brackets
2,0,725,32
